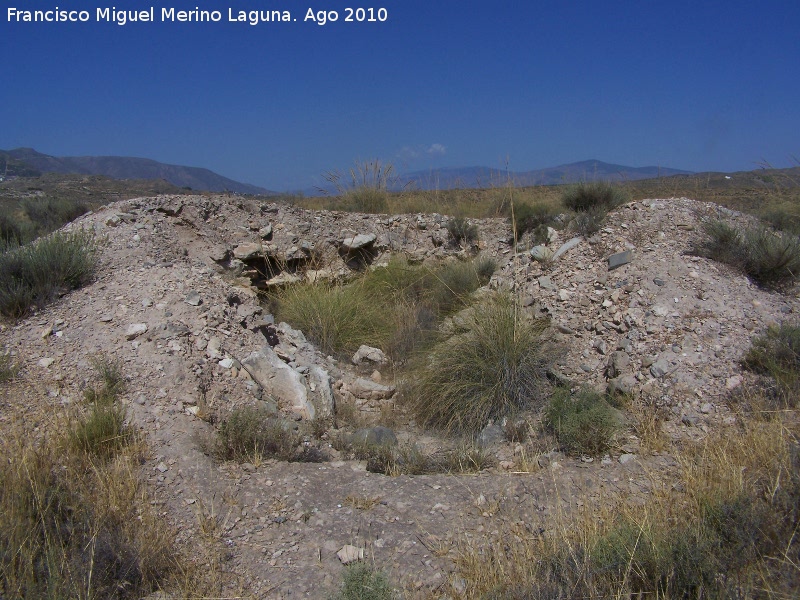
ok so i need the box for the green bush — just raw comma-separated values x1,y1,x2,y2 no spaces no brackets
742,227,800,287
693,220,745,270
336,563,393,600
570,208,607,237
71,355,132,458
0,354,17,382
544,387,623,456
70,403,132,458
404,295,555,434
213,406,324,463
743,324,800,403
510,202,559,241
430,258,494,314
694,220,800,288
275,257,496,361
274,282,390,357
0,229,97,318
762,207,800,235
340,187,389,214
561,182,629,213
22,196,89,234
446,217,479,245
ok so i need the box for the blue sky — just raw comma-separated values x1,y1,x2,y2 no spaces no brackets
2,0,798,190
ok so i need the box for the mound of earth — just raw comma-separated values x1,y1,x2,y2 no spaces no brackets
0,194,794,597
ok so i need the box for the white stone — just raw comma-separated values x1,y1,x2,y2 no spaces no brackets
125,323,148,340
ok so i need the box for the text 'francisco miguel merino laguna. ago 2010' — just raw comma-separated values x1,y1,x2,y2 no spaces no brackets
7,7,389,26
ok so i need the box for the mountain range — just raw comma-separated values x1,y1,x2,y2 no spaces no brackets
0,148,273,195
397,160,693,191
2,148,693,194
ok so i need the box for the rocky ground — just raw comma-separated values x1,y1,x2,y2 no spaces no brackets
0,194,795,598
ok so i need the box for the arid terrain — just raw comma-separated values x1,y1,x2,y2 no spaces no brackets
1,182,799,598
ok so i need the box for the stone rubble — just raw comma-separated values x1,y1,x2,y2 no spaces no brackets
0,193,795,597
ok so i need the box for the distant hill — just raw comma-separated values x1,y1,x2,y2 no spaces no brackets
398,160,693,191
0,148,274,195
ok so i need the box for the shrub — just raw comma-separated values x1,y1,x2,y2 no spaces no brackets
570,207,607,237
22,196,88,234
340,187,389,214
0,354,17,382
213,406,324,463
561,182,629,213
544,387,623,456
693,220,745,270
70,403,132,458
742,227,800,287
510,202,559,241
322,159,398,214
0,229,97,318
430,258,494,314
0,411,197,598
274,282,390,357
762,207,800,234
694,220,800,288
336,563,393,600
404,295,556,434
71,355,132,458
743,324,800,403
445,217,479,245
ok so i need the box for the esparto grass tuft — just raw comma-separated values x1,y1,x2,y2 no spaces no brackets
404,295,556,434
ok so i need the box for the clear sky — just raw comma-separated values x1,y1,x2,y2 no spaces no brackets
1,0,798,190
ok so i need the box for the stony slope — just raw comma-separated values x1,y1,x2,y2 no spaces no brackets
0,194,795,597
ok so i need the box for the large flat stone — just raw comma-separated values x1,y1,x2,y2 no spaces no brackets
608,250,634,270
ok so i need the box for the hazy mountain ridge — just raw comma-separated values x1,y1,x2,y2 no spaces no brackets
398,160,694,190
0,148,274,195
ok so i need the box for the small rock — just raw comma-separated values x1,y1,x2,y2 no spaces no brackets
350,426,398,447
608,250,633,271
618,453,636,465
530,245,554,262
142,298,154,307
682,414,700,427
726,375,742,390
557,289,570,302
125,323,148,340
477,423,505,447
259,224,273,239
38,357,55,368
184,291,202,306
700,402,713,414
538,276,556,291
219,358,240,369
336,545,364,565
650,358,671,378
552,237,582,260
352,345,387,366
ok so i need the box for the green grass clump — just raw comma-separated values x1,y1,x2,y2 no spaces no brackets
22,196,89,235
445,217,479,245
743,324,800,403
0,229,97,318
339,187,389,214
509,202,560,243
404,295,555,434
336,563,394,600
274,257,496,361
213,406,324,463
544,387,623,456
274,281,390,357
0,354,17,382
71,356,132,458
742,227,800,287
694,220,800,288
561,181,629,213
